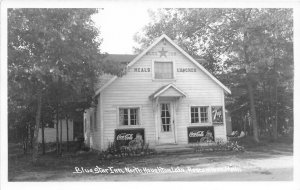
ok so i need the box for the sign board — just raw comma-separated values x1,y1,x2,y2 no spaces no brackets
177,68,197,72
211,106,223,124
114,128,145,146
187,126,214,143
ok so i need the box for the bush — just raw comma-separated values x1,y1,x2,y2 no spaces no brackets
98,141,156,160
193,140,245,153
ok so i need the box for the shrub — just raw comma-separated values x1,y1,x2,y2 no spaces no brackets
193,140,245,153
99,141,156,160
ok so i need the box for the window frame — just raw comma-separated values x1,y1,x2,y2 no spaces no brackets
117,106,142,128
152,59,176,81
189,105,211,126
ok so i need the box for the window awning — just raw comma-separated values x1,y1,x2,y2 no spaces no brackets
149,84,186,100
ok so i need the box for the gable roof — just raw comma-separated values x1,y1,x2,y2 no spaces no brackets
149,83,187,100
95,34,231,95
102,54,137,64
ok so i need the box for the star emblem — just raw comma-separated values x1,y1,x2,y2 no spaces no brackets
159,47,168,57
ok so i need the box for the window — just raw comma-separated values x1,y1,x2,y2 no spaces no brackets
154,61,174,79
160,103,171,132
191,106,209,123
119,108,139,126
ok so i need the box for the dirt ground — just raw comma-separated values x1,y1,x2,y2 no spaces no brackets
8,141,293,181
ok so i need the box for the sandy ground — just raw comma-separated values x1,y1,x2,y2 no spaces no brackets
9,143,293,181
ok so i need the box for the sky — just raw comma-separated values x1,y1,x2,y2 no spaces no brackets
92,7,151,54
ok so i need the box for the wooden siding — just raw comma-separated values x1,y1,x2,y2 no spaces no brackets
98,40,226,150
83,100,102,150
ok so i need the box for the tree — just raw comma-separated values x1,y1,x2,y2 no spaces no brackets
8,9,103,161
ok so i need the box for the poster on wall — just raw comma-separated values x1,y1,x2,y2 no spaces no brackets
114,128,145,146
187,126,214,143
211,106,223,124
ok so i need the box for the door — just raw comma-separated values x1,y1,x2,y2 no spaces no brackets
158,102,175,144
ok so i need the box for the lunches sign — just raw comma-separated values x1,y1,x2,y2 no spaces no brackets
114,128,145,146
187,126,214,143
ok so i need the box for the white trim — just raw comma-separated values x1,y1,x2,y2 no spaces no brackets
154,83,187,98
154,97,159,144
222,92,227,141
95,34,231,95
172,102,178,143
100,93,104,150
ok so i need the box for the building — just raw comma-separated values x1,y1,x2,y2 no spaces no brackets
84,34,231,150
38,115,84,143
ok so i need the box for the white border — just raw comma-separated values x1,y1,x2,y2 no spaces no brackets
1,1,299,190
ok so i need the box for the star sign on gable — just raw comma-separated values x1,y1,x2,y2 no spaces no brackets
159,47,168,57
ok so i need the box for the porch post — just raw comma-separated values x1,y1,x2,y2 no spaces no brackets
154,97,159,145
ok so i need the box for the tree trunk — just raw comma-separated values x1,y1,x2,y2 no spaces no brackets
246,79,260,143
32,94,42,162
60,119,62,154
41,116,45,155
56,105,59,155
272,75,278,140
242,11,259,143
272,50,279,140
66,115,69,151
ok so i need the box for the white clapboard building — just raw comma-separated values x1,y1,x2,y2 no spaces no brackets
84,34,231,150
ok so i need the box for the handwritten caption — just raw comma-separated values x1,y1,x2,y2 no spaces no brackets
73,166,242,174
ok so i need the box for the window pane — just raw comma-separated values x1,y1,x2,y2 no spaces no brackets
191,107,199,123
119,108,128,125
154,62,173,79
130,108,138,125
200,107,208,123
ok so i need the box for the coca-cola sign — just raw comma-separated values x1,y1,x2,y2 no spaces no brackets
115,128,145,146
187,126,214,143
116,133,134,141
189,131,205,138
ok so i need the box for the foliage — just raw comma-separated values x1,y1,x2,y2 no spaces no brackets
8,8,106,159
193,139,245,152
98,141,156,160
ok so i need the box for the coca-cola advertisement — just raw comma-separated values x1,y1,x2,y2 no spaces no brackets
115,128,145,146
187,126,214,143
